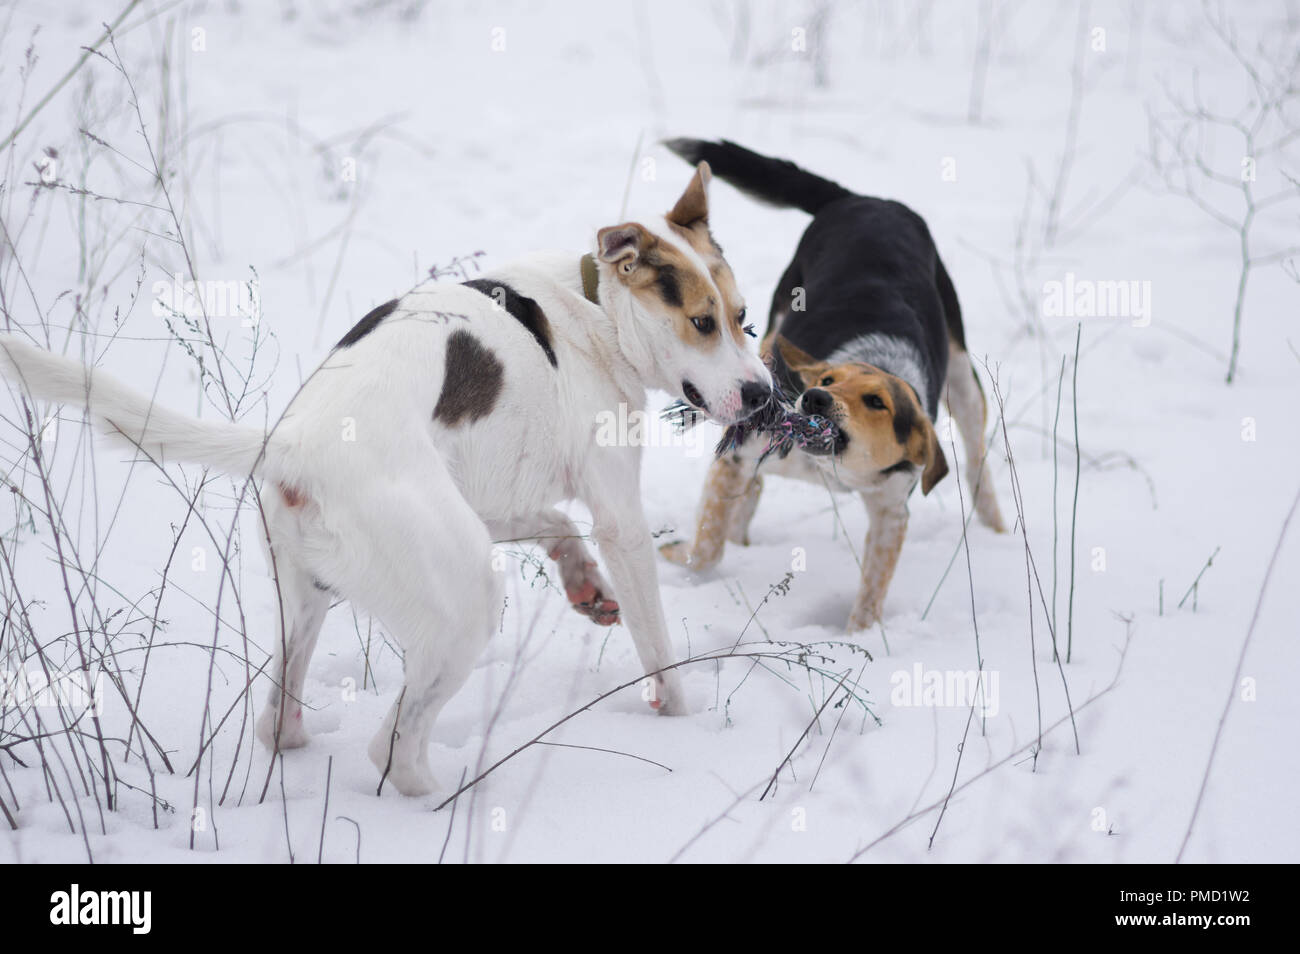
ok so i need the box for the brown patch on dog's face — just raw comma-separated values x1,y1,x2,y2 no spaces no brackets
597,162,747,352
664,162,750,349
593,164,769,423
667,222,750,349
639,232,748,352
596,225,727,347
776,339,947,493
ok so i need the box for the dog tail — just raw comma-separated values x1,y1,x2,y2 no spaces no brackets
0,333,273,475
664,138,855,216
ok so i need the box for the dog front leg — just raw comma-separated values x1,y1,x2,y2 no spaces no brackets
490,511,619,625
587,501,687,714
847,498,909,632
659,454,749,571
726,474,764,545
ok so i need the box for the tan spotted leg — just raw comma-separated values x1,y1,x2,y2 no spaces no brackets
944,341,1006,533
659,455,750,571
725,474,763,545
846,497,909,632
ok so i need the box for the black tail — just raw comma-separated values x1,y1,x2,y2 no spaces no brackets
664,138,855,216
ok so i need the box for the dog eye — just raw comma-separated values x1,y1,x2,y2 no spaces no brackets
691,314,715,334
864,394,887,410
735,306,747,325
820,375,834,386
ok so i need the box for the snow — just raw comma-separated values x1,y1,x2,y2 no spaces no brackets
1,0,1297,863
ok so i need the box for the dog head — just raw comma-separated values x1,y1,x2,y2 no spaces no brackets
774,337,948,494
594,162,771,426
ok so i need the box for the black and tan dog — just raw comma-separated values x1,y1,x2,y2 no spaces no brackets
659,139,1005,632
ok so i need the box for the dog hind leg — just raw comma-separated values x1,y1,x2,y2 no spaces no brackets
944,341,1006,533
255,492,332,751
309,461,499,797
255,557,331,751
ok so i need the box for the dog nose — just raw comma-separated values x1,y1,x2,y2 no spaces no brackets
739,381,770,413
801,388,833,416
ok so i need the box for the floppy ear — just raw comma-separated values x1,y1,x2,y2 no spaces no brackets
773,335,827,385
918,417,949,495
666,161,711,227
774,335,818,370
596,223,653,273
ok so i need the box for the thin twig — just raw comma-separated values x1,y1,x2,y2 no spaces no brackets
1177,482,1300,862
317,756,332,864
759,668,853,800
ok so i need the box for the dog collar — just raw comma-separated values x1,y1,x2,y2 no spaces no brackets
580,254,600,305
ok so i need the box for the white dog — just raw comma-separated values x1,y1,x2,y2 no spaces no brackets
0,162,771,795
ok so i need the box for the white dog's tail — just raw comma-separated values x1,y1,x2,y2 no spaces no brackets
0,333,272,476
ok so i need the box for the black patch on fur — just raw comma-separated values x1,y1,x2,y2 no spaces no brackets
336,298,399,348
434,330,504,426
654,266,683,307
887,378,916,445
881,460,915,477
462,279,557,368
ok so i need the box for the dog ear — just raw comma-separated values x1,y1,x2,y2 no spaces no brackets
666,161,711,227
596,223,653,273
918,416,949,495
773,335,817,369
773,336,827,384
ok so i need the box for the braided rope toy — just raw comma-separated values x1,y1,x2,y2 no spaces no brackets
661,387,839,464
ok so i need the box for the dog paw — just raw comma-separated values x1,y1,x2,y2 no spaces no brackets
367,734,438,796
551,545,619,624
658,539,691,566
980,505,1008,534
575,594,620,626
974,487,1007,533
564,572,620,626
256,704,310,750
659,540,719,572
846,609,880,634
380,764,438,797
646,670,688,715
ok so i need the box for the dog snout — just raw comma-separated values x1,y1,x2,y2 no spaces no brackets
800,388,833,416
739,381,771,415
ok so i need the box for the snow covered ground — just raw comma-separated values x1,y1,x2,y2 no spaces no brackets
1,0,1297,863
